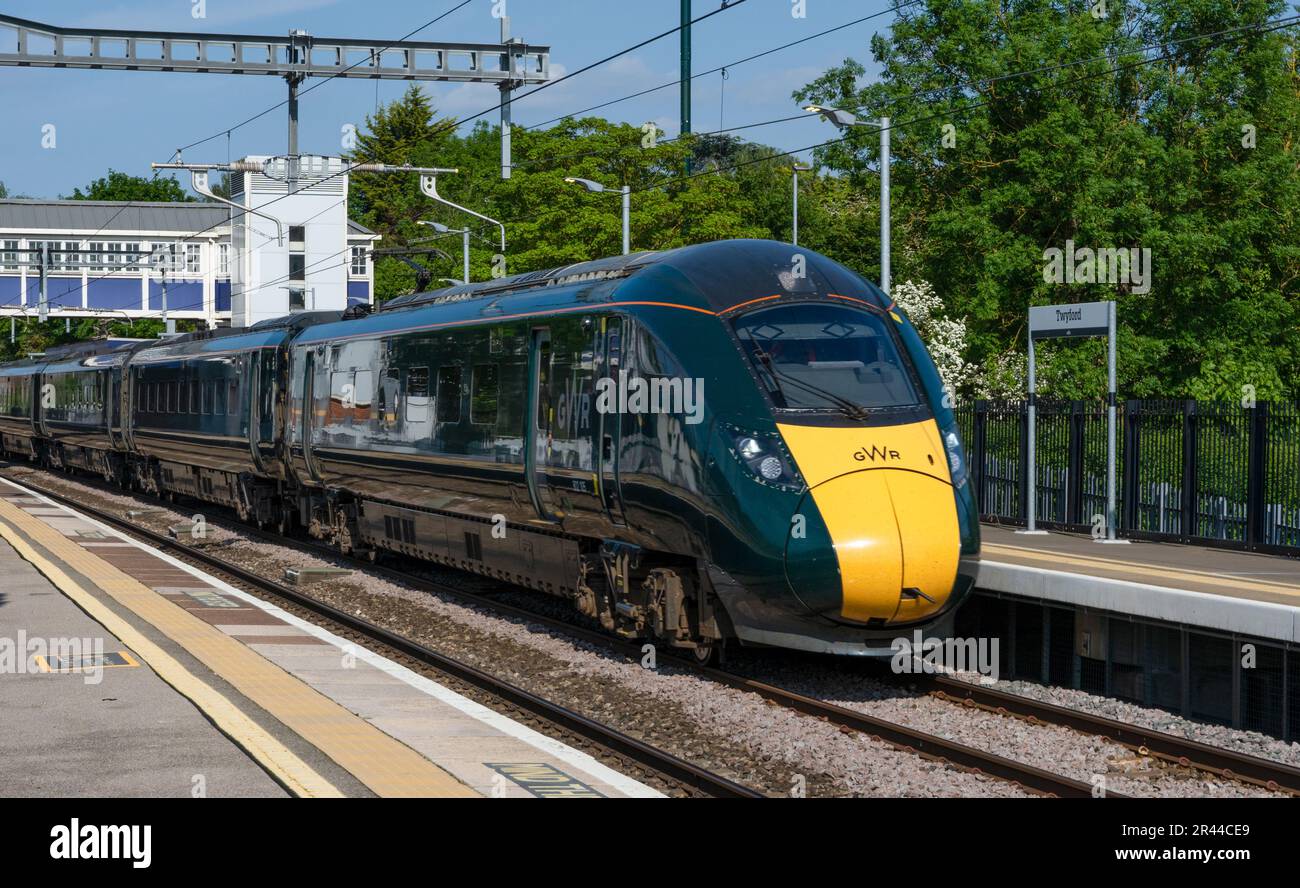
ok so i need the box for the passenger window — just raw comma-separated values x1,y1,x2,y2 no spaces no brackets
406,366,430,424
354,370,374,422
408,367,429,397
329,371,355,427
378,369,400,426
189,380,198,414
228,380,238,415
215,379,226,415
470,364,499,425
436,366,462,423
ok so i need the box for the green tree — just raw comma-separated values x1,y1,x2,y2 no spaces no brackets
796,0,1300,399
67,170,194,202
348,86,766,301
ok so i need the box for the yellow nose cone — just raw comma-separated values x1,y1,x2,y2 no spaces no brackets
779,421,961,623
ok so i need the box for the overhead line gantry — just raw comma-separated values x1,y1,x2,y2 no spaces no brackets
0,13,549,178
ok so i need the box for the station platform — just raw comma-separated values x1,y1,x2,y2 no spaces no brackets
977,524,1300,644
0,478,660,798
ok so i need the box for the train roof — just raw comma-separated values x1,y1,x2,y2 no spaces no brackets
0,337,145,375
0,241,890,368
292,240,888,348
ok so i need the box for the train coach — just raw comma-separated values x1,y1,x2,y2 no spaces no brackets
0,239,979,659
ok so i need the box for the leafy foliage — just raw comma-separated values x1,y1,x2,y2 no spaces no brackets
795,0,1300,400
67,170,193,203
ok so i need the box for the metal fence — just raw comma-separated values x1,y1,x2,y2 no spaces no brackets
955,399,1300,555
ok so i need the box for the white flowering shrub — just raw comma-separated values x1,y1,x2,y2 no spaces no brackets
974,349,1030,400
890,280,977,397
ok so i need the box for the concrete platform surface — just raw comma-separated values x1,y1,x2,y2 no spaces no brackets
0,477,661,798
979,524,1300,642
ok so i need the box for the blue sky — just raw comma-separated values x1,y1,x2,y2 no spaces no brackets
0,0,890,198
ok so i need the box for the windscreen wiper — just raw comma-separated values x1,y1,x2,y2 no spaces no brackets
753,349,869,421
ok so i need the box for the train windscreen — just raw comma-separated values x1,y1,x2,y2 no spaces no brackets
732,302,920,413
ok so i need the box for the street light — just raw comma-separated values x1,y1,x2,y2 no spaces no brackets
417,220,471,284
806,104,891,296
565,177,631,256
804,104,861,129
791,163,812,246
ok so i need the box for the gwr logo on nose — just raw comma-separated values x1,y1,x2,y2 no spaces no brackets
852,445,901,463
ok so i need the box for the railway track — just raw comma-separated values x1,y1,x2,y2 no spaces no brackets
0,469,760,800
13,465,1300,798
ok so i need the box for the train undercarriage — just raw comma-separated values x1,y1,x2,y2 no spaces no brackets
3,441,731,662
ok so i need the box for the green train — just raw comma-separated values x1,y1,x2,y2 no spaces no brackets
0,239,979,659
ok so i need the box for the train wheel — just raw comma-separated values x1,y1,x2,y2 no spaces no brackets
689,640,718,667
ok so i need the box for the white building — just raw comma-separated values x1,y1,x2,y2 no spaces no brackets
0,166,379,329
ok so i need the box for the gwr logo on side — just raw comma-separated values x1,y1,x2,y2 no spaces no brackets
852,445,901,463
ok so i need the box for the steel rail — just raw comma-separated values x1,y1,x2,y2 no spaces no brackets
2,471,761,800
23,466,1297,797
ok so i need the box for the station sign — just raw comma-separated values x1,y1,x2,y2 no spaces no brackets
1028,301,1111,339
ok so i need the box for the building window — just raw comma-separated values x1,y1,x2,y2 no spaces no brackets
218,243,230,276
88,242,106,272
185,244,202,275
62,241,80,272
151,243,179,275
350,245,368,276
289,225,306,296
0,240,17,272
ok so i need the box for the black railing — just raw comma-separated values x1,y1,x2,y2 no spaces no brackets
955,399,1300,555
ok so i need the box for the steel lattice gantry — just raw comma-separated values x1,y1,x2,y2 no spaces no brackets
0,13,549,175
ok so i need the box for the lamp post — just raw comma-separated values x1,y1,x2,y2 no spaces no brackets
565,177,631,256
806,105,890,295
791,163,812,246
418,221,471,283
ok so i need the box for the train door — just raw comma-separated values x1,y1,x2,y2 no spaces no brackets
525,328,556,520
597,316,627,526
299,348,324,484
527,321,605,526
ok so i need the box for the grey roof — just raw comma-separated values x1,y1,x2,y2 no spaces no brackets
0,199,376,238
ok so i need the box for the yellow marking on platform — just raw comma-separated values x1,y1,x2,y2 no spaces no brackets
33,650,141,673
0,499,478,798
984,543,1300,598
0,520,340,798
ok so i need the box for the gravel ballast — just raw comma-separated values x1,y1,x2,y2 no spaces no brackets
4,465,1289,798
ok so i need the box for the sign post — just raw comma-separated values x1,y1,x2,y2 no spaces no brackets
1024,301,1127,543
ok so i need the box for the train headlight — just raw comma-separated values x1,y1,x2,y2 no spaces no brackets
725,426,804,491
943,429,968,489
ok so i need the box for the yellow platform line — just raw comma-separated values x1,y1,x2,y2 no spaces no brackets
984,542,1300,598
0,499,477,798
0,521,341,798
